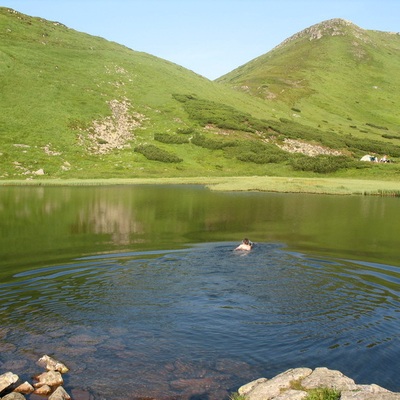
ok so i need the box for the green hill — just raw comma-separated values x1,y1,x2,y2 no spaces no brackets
1,10,399,180
217,18,400,139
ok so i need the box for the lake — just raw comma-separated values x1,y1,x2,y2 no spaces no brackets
0,185,399,399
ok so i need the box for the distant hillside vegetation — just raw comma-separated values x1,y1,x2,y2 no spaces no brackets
1,10,399,180
217,19,400,140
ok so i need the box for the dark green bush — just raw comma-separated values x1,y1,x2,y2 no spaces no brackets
171,94,399,159
173,94,256,132
237,151,287,164
366,122,388,130
304,387,340,400
154,133,189,144
269,119,344,150
290,155,351,173
134,144,183,163
343,136,400,157
235,142,287,164
191,134,237,150
269,119,400,157
382,134,400,140
172,93,197,103
176,127,196,135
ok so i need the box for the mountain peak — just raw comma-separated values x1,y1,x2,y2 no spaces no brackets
275,18,364,49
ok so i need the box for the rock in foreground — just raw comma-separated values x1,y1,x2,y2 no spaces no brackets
239,367,400,400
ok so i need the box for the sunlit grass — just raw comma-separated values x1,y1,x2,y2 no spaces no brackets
2,176,400,196
305,388,341,400
2,10,400,182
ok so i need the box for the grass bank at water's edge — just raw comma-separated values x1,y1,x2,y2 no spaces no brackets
1,176,400,196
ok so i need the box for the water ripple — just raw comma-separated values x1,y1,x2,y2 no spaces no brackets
1,243,400,398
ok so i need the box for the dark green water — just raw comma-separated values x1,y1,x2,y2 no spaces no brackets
0,185,399,399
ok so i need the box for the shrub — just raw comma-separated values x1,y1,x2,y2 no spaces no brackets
343,135,400,157
154,133,189,144
366,122,388,130
176,127,196,135
304,388,340,400
134,144,183,163
237,151,286,164
229,393,246,400
290,155,351,173
173,94,256,132
191,134,237,150
382,134,400,140
172,93,197,103
236,142,287,164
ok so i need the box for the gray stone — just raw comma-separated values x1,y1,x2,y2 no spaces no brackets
239,368,313,400
0,372,19,393
13,381,34,394
273,389,308,400
37,355,69,373
33,384,52,396
359,384,392,393
301,367,358,391
238,368,400,400
341,384,399,400
239,378,268,396
33,370,63,388
49,386,71,400
341,391,400,400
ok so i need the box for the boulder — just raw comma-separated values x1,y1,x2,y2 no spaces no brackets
37,355,69,373
13,381,34,394
301,367,358,391
238,368,312,400
273,389,308,400
0,372,19,394
341,391,400,400
49,386,71,400
238,368,400,400
33,384,52,396
33,370,63,388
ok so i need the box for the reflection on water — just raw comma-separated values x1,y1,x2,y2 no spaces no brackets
1,186,400,399
1,186,400,270
1,243,400,399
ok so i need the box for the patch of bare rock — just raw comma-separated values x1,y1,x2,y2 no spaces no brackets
276,139,343,157
78,98,146,155
239,367,400,400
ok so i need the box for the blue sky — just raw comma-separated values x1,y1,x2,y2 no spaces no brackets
2,0,399,79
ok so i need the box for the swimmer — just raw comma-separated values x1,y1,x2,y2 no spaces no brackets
235,238,253,251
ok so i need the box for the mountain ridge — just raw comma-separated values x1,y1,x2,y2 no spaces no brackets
275,18,371,49
1,8,399,180
216,18,400,136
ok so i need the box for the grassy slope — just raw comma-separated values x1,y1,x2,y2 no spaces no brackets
1,11,400,182
217,19,400,139
1,7,284,179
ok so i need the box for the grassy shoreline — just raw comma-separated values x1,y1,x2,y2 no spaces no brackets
1,176,400,196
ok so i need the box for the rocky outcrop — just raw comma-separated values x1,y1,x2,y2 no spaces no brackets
3,363,399,399
0,355,70,400
275,18,367,49
78,98,147,155
0,373,19,394
238,368,400,400
276,138,343,157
